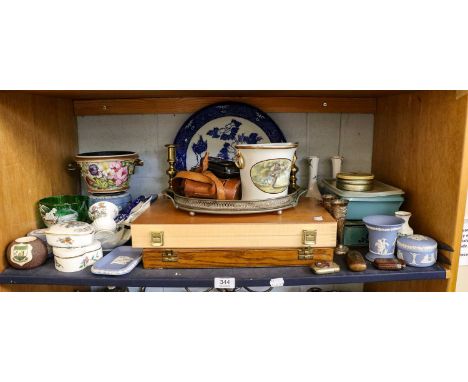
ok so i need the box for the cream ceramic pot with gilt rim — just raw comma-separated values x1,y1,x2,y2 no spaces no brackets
45,221,95,248
235,143,298,201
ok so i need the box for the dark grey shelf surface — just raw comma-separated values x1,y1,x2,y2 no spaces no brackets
0,253,447,288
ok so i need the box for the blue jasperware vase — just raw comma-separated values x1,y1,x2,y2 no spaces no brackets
363,215,405,262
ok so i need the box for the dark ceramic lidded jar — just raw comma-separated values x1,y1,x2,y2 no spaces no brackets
72,151,144,194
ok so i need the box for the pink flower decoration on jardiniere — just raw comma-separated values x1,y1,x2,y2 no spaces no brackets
114,167,128,186
110,161,122,171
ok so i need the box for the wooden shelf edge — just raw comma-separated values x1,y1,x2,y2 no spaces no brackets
74,96,377,115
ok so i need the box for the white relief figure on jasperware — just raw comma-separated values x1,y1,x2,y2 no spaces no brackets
420,253,435,264
409,252,418,265
375,238,389,255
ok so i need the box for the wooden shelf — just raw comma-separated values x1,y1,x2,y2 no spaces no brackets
0,254,448,289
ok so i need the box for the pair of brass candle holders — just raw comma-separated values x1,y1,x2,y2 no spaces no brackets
322,194,349,256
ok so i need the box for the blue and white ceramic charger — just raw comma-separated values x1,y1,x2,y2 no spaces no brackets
173,102,286,171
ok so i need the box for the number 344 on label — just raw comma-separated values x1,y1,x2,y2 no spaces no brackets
214,277,236,289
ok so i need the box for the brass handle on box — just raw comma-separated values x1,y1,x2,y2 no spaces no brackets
134,159,144,166
234,151,244,169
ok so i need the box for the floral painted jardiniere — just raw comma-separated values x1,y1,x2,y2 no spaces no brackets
72,151,144,194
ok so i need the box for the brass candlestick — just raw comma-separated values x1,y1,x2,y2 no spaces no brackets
331,198,349,256
288,153,299,193
321,194,337,213
165,144,177,192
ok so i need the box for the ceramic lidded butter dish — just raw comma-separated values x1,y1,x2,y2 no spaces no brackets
6,237,48,269
45,221,95,248
320,179,404,220
363,215,405,262
397,234,437,267
53,240,103,273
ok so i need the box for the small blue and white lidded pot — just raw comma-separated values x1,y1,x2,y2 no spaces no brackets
396,234,438,267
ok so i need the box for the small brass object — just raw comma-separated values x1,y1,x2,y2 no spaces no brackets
298,247,314,260
288,153,299,193
165,144,177,191
303,230,317,245
162,250,178,262
151,231,164,247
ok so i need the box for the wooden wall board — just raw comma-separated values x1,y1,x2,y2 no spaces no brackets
371,90,468,291
73,96,377,115
15,90,407,100
0,92,79,273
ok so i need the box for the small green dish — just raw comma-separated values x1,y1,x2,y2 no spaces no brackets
38,195,89,227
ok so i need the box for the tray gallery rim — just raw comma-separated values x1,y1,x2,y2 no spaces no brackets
164,188,307,215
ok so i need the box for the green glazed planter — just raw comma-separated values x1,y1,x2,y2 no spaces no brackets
38,195,89,227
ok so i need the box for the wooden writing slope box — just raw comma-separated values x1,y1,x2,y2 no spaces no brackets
131,197,337,268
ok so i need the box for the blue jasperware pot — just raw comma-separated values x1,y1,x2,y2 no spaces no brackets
363,215,405,262
396,234,437,267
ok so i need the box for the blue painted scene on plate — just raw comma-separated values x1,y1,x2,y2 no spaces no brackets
174,102,286,170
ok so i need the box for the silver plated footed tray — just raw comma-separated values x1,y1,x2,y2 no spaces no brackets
164,188,307,215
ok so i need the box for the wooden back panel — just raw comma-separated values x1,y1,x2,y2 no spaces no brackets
371,91,468,291
0,93,79,272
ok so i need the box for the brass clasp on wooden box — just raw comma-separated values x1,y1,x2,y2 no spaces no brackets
162,250,178,262
298,247,314,260
151,231,164,247
302,230,317,245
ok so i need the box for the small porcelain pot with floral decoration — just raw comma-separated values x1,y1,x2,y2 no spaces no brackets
70,151,144,194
